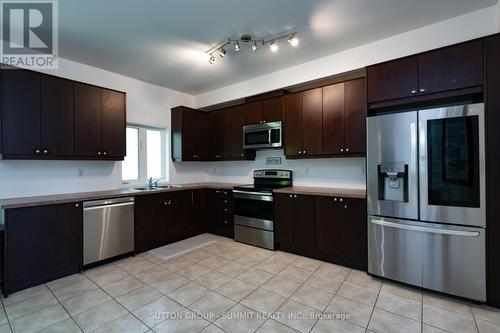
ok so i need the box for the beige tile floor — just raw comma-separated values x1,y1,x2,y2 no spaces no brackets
1,233,500,333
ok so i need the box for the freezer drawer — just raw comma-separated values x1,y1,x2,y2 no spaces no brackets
368,216,486,301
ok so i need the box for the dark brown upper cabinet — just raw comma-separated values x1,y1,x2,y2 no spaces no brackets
344,78,367,154
101,89,126,158
0,68,125,160
1,69,75,158
367,40,483,104
367,56,418,103
244,96,283,125
41,76,74,157
228,105,249,159
171,106,208,161
1,68,41,156
284,78,366,158
74,84,125,160
418,40,483,95
322,82,345,155
210,109,231,160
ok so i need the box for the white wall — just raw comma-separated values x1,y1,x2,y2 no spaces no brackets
0,58,210,199
195,5,498,107
208,150,366,189
497,0,500,31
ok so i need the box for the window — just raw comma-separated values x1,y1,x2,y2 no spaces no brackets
121,125,168,183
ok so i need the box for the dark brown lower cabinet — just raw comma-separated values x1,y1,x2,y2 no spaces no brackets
135,190,203,254
206,189,234,238
275,193,316,256
3,203,82,295
276,193,367,270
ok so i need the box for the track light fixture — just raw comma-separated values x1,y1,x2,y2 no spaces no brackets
288,33,299,47
206,31,299,63
218,48,226,58
268,40,278,52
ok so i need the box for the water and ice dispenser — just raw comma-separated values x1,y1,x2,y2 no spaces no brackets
377,162,408,202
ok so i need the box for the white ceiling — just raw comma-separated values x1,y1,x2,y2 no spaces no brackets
57,0,497,95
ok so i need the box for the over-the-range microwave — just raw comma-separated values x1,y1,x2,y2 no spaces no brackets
243,121,282,149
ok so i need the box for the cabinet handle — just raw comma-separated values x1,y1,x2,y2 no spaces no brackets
303,150,307,154
103,152,107,156
224,200,227,203
289,194,293,198
339,198,343,202
411,89,417,94
75,203,79,207
419,88,426,93
97,152,102,155
298,151,302,155
340,148,344,152
334,197,337,202
35,149,41,154
43,149,48,154
294,195,298,198
224,221,228,224
345,148,349,152
224,208,228,212
241,153,244,157
344,205,348,209
262,120,266,123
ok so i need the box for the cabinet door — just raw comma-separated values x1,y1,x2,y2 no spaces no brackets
5,203,82,295
195,111,209,160
229,105,246,158
292,195,316,255
418,40,483,95
344,78,367,154
74,83,102,157
170,190,193,242
41,75,74,157
315,196,342,259
210,110,230,159
284,93,303,156
134,195,168,253
340,198,367,270
2,69,41,155
244,101,263,125
275,194,294,250
262,96,283,122
192,189,207,234
302,88,323,156
322,83,345,155
367,56,418,103
101,89,126,158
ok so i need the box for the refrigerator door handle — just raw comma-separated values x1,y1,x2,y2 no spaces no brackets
370,219,480,237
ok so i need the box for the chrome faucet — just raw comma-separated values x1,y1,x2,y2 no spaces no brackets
148,177,165,189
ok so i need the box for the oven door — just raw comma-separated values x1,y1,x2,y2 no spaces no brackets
418,103,485,227
243,122,282,149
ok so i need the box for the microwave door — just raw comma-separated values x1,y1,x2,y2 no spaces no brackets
418,103,486,227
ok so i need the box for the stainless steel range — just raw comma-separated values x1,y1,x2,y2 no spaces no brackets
367,103,486,301
233,169,292,250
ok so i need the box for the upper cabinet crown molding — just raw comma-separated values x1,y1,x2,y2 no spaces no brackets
0,67,126,160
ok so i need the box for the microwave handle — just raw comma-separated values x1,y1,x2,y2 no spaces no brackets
268,129,272,144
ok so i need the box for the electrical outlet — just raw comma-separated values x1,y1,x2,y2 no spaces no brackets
266,157,282,165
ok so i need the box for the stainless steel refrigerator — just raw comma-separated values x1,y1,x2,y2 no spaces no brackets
367,103,486,301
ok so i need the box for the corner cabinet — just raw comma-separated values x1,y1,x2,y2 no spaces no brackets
3,203,82,295
367,39,483,105
275,193,367,270
0,67,126,160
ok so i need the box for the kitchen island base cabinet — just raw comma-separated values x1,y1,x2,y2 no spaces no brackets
275,193,367,271
3,203,82,296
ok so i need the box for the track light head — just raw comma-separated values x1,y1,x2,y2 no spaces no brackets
268,40,278,52
251,41,258,51
218,48,226,58
288,34,299,47
208,54,215,64
234,41,240,51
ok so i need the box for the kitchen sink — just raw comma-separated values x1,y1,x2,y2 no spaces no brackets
130,184,183,191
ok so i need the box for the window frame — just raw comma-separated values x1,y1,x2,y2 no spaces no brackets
121,124,169,185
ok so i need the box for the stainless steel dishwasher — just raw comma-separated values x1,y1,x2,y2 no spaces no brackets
83,197,135,266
